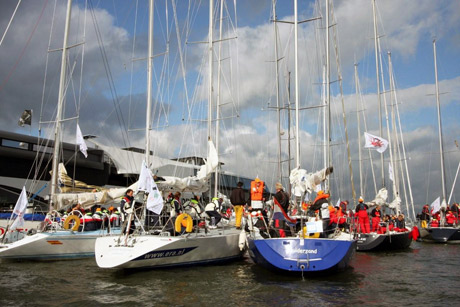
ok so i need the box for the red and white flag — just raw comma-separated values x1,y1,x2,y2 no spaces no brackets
364,132,388,153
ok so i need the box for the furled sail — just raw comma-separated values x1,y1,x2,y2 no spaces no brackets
367,187,388,208
289,166,333,197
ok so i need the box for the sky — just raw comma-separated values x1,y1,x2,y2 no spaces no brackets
0,0,459,216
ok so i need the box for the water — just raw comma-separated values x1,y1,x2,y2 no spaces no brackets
1,241,459,306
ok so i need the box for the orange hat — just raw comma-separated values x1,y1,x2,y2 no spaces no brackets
255,177,260,183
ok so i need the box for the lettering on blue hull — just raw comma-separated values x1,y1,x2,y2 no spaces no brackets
134,247,197,261
293,249,318,254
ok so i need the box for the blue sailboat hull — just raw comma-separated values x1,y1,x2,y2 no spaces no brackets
248,237,356,275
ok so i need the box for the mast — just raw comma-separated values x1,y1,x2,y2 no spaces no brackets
433,39,447,202
325,0,331,193
372,0,384,187
294,0,300,169
272,0,282,183
214,0,223,197
50,0,72,208
145,0,154,166
354,64,363,197
208,0,214,194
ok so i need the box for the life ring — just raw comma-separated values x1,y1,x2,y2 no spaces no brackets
175,213,193,233
0,227,5,236
63,215,81,231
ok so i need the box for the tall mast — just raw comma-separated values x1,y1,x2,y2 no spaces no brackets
213,0,223,197
208,0,214,194
325,0,331,193
272,0,282,182
433,39,447,202
145,0,154,166
372,0,384,187
50,0,72,208
294,0,300,169
354,64,363,197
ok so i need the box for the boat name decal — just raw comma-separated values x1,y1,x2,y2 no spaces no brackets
294,248,318,254
135,247,197,261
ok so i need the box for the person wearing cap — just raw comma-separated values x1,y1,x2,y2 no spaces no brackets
205,197,224,229
355,197,370,233
274,183,290,213
248,177,267,211
230,181,246,230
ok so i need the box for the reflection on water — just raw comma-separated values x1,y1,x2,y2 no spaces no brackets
1,242,459,306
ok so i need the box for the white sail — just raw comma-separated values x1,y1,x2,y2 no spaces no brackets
289,166,332,197
367,187,388,208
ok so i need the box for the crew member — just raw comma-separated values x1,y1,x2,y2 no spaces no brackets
371,205,382,232
249,177,266,211
355,197,370,233
230,181,246,230
205,197,223,228
120,189,135,234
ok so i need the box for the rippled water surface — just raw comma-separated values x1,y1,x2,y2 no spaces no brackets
1,242,459,306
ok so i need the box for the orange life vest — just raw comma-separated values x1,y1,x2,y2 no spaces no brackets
250,180,264,201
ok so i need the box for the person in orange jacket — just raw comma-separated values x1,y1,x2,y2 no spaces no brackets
355,197,370,233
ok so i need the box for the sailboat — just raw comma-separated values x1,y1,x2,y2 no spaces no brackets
0,0,122,260
420,39,460,243
245,0,356,275
94,0,245,270
353,0,413,251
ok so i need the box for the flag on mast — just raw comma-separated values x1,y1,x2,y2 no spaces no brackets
18,110,32,126
430,196,441,213
11,186,28,230
138,161,164,214
364,132,389,153
389,163,394,182
76,124,88,158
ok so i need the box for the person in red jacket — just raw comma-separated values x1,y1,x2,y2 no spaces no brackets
371,205,382,232
355,197,370,233
446,210,456,226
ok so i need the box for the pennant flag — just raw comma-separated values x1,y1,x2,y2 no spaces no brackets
11,186,28,231
364,132,389,153
389,163,394,182
76,124,88,158
18,110,32,126
336,198,341,208
138,161,164,214
430,196,440,213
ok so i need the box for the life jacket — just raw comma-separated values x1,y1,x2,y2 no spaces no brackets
250,180,264,201
205,198,221,212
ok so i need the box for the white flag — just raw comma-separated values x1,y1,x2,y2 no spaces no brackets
364,132,389,153
76,124,88,158
13,186,28,216
138,161,164,214
430,196,440,213
389,163,394,182
11,186,28,231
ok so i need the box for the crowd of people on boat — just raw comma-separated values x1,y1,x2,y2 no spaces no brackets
52,175,417,237
418,202,459,228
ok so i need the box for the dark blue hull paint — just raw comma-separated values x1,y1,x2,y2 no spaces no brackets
248,237,356,275
425,227,460,243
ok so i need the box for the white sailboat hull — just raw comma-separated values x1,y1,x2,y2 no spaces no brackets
0,229,119,260
95,229,244,269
